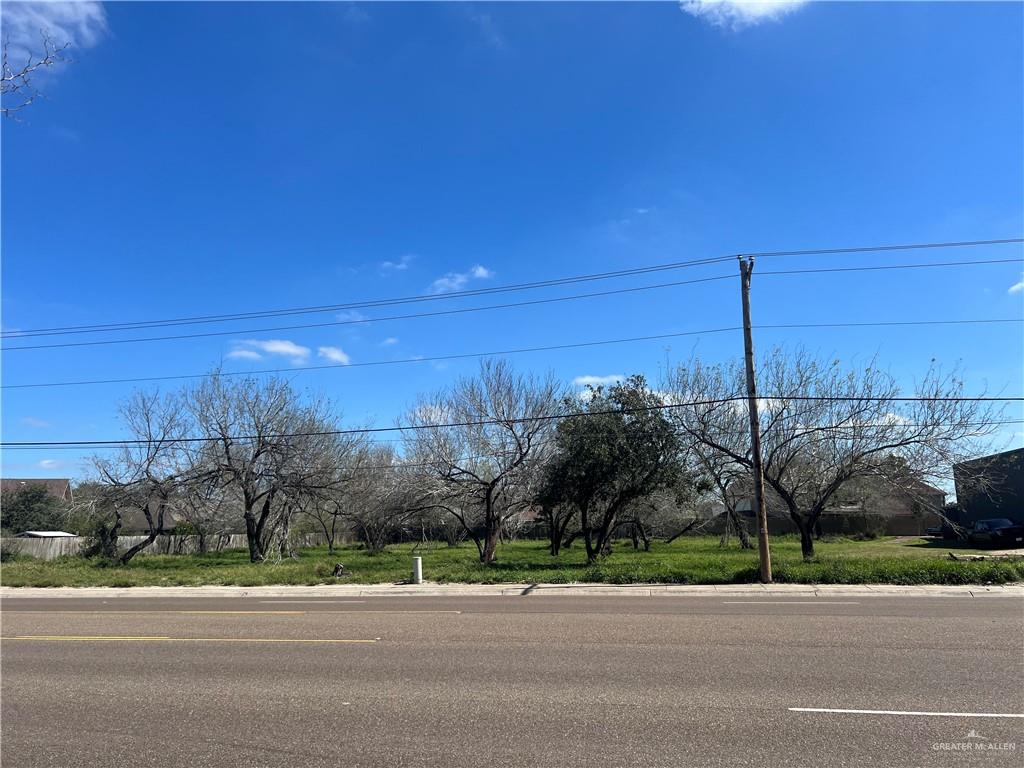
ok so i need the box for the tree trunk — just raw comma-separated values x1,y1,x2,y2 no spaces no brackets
544,507,569,557
549,521,562,556
278,508,294,558
665,518,701,544
244,512,264,562
731,510,752,549
119,531,158,564
793,517,814,560
481,523,500,564
119,501,166,565
480,490,500,564
91,508,123,560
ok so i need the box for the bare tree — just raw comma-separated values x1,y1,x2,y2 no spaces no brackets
172,470,238,554
666,349,1000,559
625,483,703,549
90,390,191,564
683,440,754,549
404,359,561,564
301,443,422,553
1,31,70,118
66,481,123,559
186,373,343,563
347,446,431,552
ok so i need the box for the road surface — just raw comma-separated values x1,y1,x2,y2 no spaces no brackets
2,593,1021,767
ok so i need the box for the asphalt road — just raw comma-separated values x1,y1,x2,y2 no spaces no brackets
2,594,1022,767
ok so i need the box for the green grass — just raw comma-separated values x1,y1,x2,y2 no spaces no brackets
2,536,1021,588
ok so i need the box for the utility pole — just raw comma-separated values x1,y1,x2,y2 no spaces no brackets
738,256,772,584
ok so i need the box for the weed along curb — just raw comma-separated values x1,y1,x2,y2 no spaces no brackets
2,539,1023,589
2,583,1021,599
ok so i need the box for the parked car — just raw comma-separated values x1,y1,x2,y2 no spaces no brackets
925,524,960,540
966,519,1024,549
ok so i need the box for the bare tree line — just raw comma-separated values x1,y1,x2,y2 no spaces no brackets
2,31,70,118
71,349,999,565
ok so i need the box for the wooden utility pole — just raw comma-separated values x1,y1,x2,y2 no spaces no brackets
738,256,772,584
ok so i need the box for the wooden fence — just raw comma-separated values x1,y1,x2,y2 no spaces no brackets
2,532,330,561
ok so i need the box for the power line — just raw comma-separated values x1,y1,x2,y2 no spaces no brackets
6,419,1021,453
0,255,734,339
4,236,1018,340
4,257,1021,353
746,237,1022,259
0,274,733,352
2,395,1020,450
3,317,1020,390
756,258,1021,279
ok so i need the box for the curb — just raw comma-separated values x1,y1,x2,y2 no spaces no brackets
2,583,1022,599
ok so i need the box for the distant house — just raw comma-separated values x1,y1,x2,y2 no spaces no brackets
732,475,947,535
953,448,1024,524
0,478,74,503
828,476,946,517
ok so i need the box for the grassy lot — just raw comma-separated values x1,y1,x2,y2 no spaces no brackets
2,536,1021,587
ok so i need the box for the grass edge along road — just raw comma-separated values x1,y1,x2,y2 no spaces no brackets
2,536,1022,588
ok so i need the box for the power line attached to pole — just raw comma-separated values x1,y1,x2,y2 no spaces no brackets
738,256,773,584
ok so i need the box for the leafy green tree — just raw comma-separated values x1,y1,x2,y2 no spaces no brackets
0,483,64,534
543,376,685,564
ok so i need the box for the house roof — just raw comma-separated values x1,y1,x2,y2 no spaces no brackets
0,478,73,500
899,478,947,498
954,447,1024,472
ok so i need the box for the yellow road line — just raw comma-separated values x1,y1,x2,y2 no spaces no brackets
316,610,462,614
2,614,303,618
172,614,305,618
2,635,378,644
3,609,459,614
5,636,172,641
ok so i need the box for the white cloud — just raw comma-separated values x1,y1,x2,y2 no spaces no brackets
381,337,399,346
38,459,61,470
680,1,808,30
877,412,911,426
470,12,505,50
1008,275,1024,295
229,339,311,364
430,273,469,294
317,346,351,365
336,309,370,323
429,264,495,294
21,416,51,429
341,2,369,24
3,1,108,67
380,254,415,273
226,349,263,361
573,374,626,388
470,265,494,279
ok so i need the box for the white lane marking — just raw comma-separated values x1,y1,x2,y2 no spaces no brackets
723,601,860,605
790,708,1024,718
258,601,367,604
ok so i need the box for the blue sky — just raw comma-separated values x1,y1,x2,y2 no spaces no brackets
2,0,1022,479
